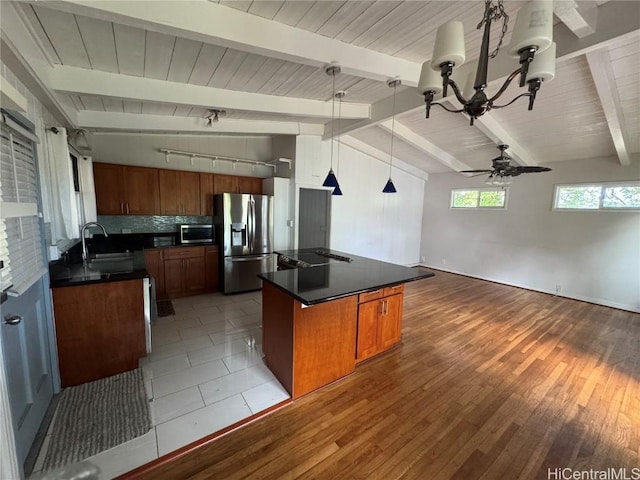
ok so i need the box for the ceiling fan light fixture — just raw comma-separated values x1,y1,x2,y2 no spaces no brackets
419,0,555,125
463,143,551,183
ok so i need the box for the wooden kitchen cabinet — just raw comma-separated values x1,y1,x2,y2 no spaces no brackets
199,173,215,216
204,245,219,292
213,174,238,194
238,176,263,194
144,248,166,300
159,170,201,215
52,279,147,387
164,246,206,298
356,286,404,362
94,163,160,215
213,174,263,195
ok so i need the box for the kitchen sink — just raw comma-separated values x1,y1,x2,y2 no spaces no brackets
89,251,134,262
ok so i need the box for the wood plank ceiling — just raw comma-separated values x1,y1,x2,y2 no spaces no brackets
2,0,638,174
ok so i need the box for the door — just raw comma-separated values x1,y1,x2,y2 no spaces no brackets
1,119,57,475
298,188,330,249
250,195,273,255
378,294,403,350
356,300,380,361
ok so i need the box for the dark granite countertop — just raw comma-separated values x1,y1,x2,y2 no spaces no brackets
258,248,435,305
49,233,218,288
50,250,149,288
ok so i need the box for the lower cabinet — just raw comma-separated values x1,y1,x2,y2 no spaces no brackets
164,248,205,298
145,246,220,300
356,285,404,362
144,248,166,300
52,279,146,387
204,246,219,292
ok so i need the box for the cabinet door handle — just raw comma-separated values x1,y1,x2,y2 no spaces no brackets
120,202,124,214
382,299,388,316
125,202,130,214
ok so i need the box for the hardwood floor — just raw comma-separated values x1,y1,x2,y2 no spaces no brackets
122,271,640,480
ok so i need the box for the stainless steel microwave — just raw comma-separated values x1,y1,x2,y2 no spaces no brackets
179,224,214,245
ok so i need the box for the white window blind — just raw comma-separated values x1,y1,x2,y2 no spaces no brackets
0,123,46,296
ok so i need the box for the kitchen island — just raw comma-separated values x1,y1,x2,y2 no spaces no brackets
258,249,434,398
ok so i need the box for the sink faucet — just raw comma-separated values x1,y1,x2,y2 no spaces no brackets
81,222,108,262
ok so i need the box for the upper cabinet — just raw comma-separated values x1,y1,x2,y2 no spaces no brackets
93,163,159,215
94,163,264,216
238,176,263,195
199,173,215,216
213,174,238,194
159,170,201,216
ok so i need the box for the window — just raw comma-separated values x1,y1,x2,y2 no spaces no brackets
451,188,508,209
0,121,46,297
553,182,640,211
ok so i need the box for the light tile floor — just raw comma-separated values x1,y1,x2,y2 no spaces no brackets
30,290,290,479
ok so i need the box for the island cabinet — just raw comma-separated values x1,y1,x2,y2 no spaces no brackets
262,282,357,399
159,169,201,215
93,163,160,215
164,247,206,298
356,285,405,362
52,279,146,387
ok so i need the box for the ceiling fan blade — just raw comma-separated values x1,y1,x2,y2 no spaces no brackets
459,169,493,174
514,166,552,173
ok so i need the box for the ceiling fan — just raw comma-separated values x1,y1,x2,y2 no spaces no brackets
460,144,551,185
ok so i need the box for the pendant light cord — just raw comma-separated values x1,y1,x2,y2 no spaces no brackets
330,72,336,170
389,81,397,176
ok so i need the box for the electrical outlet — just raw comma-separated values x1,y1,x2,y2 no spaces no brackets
421,256,426,263
555,284,561,295
442,258,446,265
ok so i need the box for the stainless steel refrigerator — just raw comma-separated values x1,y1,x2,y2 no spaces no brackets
214,193,274,294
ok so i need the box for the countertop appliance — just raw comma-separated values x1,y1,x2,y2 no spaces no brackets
277,249,353,269
179,224,214,245
214,193,274,293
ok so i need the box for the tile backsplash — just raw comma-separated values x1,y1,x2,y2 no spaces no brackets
97,215,212,234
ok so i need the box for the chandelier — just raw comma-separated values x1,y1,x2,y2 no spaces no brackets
418,0,556,125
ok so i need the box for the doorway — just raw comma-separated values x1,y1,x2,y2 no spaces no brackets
298,188,331,249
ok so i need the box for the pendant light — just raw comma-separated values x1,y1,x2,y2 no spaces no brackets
322,65,341,190
383,78,400,193
332,90,346,196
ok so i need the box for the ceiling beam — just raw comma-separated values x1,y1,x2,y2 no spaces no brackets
332,0,640,138
585,49,631,166
449,103,536,167
33,0,421,86
0,2,77,125
553,1,598,39
340,136,429,181
378,120,472,172
49,65,370,120
77,111,324,135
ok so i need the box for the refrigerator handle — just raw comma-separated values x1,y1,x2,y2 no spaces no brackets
247,196,253,254
250,196,257,253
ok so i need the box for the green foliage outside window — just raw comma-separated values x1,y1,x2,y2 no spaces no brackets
555,183,640,210
452,189,507,209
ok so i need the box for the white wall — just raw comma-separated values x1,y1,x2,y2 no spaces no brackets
421,157,640,312
294,136,425,266
89,133,273,178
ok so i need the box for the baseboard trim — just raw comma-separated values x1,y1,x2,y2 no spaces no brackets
421,265,639,314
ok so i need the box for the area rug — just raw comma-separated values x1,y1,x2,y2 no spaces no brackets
42,369,151,472
157,299,175,317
